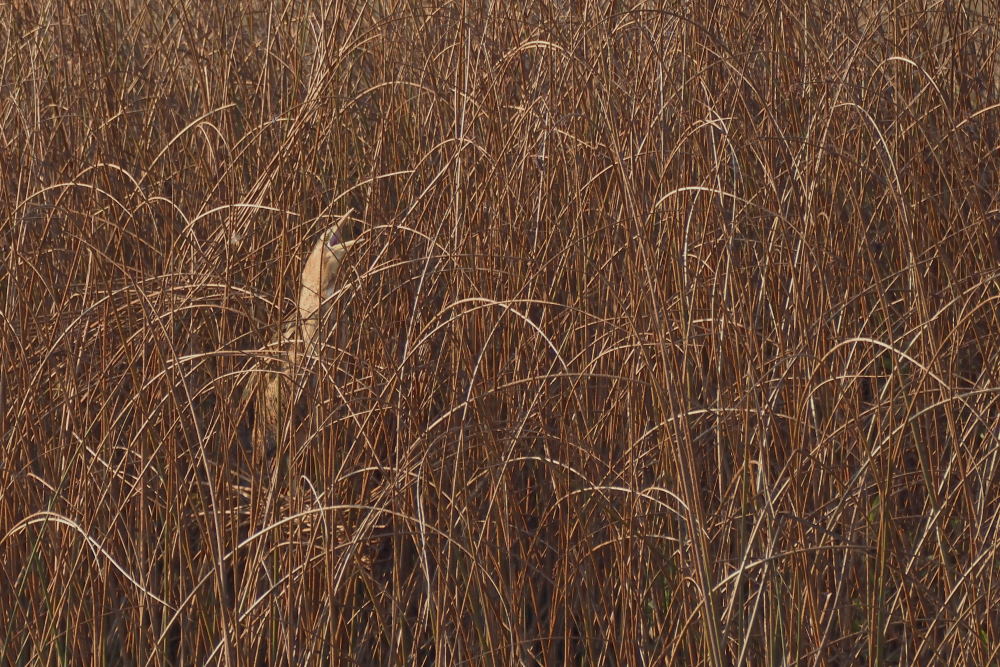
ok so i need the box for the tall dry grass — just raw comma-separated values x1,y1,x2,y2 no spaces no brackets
2,1,999,664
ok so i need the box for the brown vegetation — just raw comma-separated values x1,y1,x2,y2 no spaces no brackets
2,1,999,664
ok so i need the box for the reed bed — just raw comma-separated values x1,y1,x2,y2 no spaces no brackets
3,1,999,664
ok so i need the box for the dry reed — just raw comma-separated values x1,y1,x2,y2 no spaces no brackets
2,1,1000,664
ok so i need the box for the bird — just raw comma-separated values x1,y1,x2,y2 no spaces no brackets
253,213,358,452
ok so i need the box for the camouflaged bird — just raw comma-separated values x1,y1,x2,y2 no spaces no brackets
253,215,357,450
